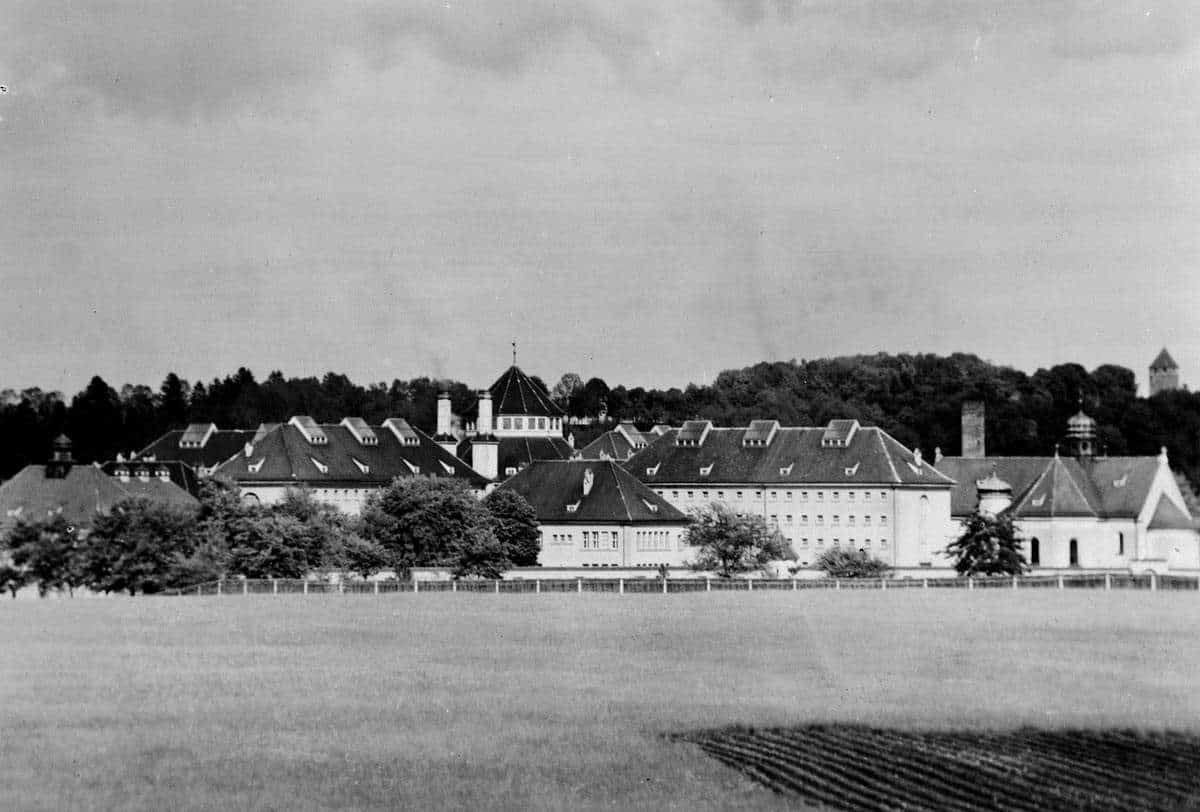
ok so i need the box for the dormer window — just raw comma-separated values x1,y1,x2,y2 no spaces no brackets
290,416,328,445
699,464,713,477
566,501,580,513
779,464,794,476
352,458,369,475
645,463,660,476
844,463,860,476
310,457,328,474
439,460,455,475
505,466,517,476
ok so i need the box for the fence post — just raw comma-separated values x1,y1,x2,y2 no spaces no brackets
303,580,309,595
339,580,344,595
1105,572,1111,591
1012,575,1018,590
414,579,419,594
217,579,223,596
1057,574,1063,590
577,578,582,594
373,580,379,595
273,578,278,595
706,577,711,592
968,577,974,591
881,578,886,591
536,579,541,594
452,580,457,593
243,580,248,596
835,579,841,591
662,578,668,594
495,579,500,594
618,578,624,594
1151,573,1157,592
747,578,753,592
792,578,797,591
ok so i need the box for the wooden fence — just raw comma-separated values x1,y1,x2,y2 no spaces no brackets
173,572,1200,597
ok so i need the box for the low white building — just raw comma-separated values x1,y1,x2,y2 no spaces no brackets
626,419,958,574
497,460,691,571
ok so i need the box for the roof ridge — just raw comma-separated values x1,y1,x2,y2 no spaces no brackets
874,427,901,483
609,461,634,521
1055,456,1098,517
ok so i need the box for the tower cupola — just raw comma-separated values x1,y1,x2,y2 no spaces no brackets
975,467,1013,517
1066,408,1097,458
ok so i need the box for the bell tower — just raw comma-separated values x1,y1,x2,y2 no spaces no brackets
1149,348,1180,395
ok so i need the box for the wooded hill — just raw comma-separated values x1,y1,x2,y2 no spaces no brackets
3,354,1198,488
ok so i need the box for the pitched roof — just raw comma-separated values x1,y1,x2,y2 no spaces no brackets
1009,455,1099,518
1147,494,1194,530
576,423,665,461
498,460,688,524
102,460,201,497
458,435,575,476
0,464,197,532
488,366,563,416
135,427,258,469
935,455,1165,520
1151,348,1178,371
215,420,488,488
628,423,954,487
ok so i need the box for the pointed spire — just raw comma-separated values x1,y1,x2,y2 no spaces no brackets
512,340,517,366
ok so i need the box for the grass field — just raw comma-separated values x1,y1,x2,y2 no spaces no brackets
3,591,1200,810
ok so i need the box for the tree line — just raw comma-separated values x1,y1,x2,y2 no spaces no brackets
4,353,1199,487
0,478,541,597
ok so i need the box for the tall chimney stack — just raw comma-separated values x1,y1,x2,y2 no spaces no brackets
961,401,985,459
435,392,453,439
477,391,494,438
470,391,499,481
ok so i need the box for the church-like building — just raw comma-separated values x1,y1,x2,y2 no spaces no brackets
934,403,1199,573
1149,347,1182,395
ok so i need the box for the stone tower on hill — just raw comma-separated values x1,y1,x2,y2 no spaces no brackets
1149,348,1180,395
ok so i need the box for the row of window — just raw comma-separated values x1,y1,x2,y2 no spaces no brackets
796,537,887,549
583,530,620,550
661,489,890,503
769,514,887,527
499,417,558,431
634,530,674,552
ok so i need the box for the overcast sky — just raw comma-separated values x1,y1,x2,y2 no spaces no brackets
2,1,1197,397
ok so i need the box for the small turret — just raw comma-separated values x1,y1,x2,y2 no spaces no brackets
46,434,75,479
1066,408,1097,458
976,466,1012,517
1149,348,1180,395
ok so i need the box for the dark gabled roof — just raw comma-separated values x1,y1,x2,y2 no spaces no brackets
576,423,666,462
1009,455,1098,518
1147,494,1194,530
935,455,1165,520
101,460,201,497
628,424,954,487
498,460,688,524
0,464,197,531
488,366,562,417
135,428,258,469
215,421,488,488
458,435,575,477
1150,348,1178,371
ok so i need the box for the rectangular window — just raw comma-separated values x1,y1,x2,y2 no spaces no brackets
785,515,793,524
880,491,887,500
717,491,725,500
702,491,709,500
785,491,793,501
538,418,546,429
801,514,809,524
817,538,825,547
832,492,839,501
770,514,778,526
1118,532,1125,556
880,537,888,547
833,538,840,547
848,492,855,501
864,516,871,526
864,539,871,549
754,491,762,499
687,491,694,500
736,491,744,500
771,491,778,500
817,491,824,501
880,516,888,526
801,538,809,547
502,418,512,429
817,514,824,525
515,418,524,430
802,491,809,500
611,531,619,550
864,492,871,501
672,491,679,499
832,516,840,526
848,516,856,526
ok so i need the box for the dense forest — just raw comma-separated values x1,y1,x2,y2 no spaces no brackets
3,353,1199,487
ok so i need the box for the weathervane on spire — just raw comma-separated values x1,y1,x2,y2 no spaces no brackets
512,340,517,366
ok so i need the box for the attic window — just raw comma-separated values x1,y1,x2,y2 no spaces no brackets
439,460,455,475
699,464,713,477
290,416,328,445
310,457,328,474
352,458,369,475
1113,474,1128,488
1031,494,1046,507
845,462,860,476
779,464,794,476
645,463,660,476
505,466,517,476
641,499,659,513
402,459,420,475
341,417,379,446
247,458,265,473
566,501,580,513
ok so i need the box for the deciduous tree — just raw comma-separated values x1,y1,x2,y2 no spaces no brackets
814,548,892,579
685,504,796,578
83,498,200,595
483,489,540,567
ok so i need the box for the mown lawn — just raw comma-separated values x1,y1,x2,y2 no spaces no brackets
2,591,1198,810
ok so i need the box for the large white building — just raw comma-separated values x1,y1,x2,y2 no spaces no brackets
935,405,1200,573
626,418,958,573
